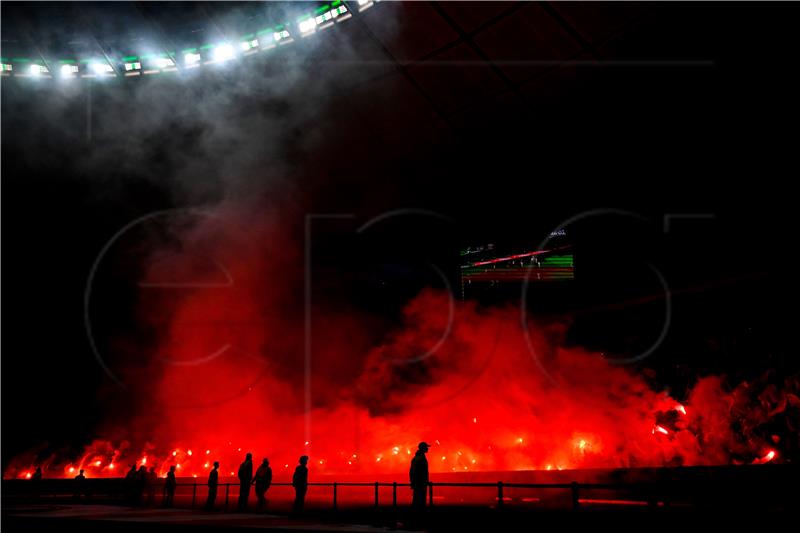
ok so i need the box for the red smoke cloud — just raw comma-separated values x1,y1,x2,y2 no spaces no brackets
5,207,797,479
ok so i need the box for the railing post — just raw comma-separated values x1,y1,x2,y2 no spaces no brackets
192,483,197,508
392,482,397,510
428,482,433,507
225,483,230,511
374,482,379,508
571,481,580,511
333,482,337,510
497,481,504,508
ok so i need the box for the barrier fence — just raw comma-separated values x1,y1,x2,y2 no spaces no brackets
0,479,693,511
3,472,796,512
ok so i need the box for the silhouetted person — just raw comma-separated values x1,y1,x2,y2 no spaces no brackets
147,467,158,506
204,461,220,511
253,458,273,511
31,467,43,499
237,453,253,511
292,456,309,515
163,466,176,507
125,464,138,503
409,442,430,513
135,465,148,505
74,469,87,501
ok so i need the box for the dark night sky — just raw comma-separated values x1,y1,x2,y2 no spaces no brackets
2,2,800,465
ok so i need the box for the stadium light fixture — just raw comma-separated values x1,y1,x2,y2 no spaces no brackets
212,43,235,62
241,38,258,52
273,29,291,44
154,57,175,69
91,62,113,75
60,64,79,78
184,51,201,66
124,57,142,72
298,17,316,35
29,64,48,76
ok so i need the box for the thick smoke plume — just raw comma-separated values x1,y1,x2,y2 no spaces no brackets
6,207,797,479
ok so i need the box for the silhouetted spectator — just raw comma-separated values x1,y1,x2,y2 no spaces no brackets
253,458,273,511
237,453,253,511
147,467,158,506
292,456,309,515
31,467,43,499
409,442,430,513
163,466,177,507
74,469,87,501
131,465,147,505
204,461,220,511
125,464,138,503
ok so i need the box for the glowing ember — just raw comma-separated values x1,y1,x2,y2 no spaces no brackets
187,450,193,456
765,450,776,461
206,450,211,455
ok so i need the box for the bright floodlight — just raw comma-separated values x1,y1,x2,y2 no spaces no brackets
240,39,258,51
213,43,235,62
184,52,201,66
60,64,78,77
29,64,47,76
155,57,174,69
298,18,316,34
91,62,113,75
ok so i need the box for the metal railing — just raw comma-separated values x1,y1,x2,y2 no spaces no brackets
2,478,663,512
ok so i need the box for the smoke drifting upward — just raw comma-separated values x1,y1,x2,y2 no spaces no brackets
6,206,797,480
4,3,799,481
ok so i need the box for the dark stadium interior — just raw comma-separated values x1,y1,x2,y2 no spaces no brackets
2,1,799,531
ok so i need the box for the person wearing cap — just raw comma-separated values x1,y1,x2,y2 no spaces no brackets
292,455,309,515
409,442,430,512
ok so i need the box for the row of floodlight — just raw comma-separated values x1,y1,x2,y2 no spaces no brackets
1,1,377,80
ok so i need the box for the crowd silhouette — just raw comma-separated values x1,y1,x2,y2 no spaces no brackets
27,442,433,520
